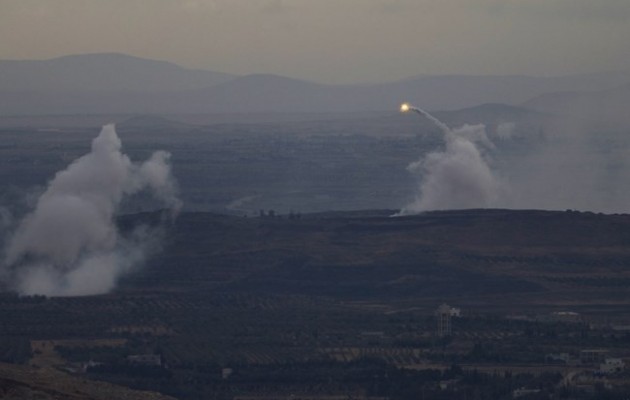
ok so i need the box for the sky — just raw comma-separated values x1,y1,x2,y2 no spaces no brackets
2,0,630,84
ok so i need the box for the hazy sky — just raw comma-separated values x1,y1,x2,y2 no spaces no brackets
2,0,630,84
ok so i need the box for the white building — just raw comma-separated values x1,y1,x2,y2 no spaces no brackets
127,354,162,367
435,304,462,336
599,358,625,374
449,307,462,317
513,387,540,398
436,304,452,337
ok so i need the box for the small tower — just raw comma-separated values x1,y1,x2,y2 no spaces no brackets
436,303,453,337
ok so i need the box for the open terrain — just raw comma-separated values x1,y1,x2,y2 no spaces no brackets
128,209,630,314
2,209,630,398
2,108,630,398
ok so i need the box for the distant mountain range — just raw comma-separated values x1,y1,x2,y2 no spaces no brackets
1,53,630,116
0,53,234,92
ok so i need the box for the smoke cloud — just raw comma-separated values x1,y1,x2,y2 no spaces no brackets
495,122,516,140
498,117,630,214
398,106,501,215
3,124,180,296
399,103,630,215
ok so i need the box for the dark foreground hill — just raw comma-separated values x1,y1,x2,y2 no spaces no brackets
124,208,630,313
3,208,630,399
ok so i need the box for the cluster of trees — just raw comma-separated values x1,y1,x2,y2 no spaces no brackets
82,357,568,400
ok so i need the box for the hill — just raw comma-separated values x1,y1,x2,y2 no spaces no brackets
121,208,630,312
2,208,630,398
0,53,234,93
2,53,630,114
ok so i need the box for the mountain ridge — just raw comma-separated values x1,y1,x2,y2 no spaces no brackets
0,52,235,93
2,53,630,115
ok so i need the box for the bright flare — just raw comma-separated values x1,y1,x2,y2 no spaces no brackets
400,103,410,113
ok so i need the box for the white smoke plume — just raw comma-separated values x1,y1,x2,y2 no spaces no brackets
499,118,630,214
398,106,501,215
495,122,516,140
3,124,180,296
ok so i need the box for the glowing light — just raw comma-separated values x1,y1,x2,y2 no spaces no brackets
400,103,410,113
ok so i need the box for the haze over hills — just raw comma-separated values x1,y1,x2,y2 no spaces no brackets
2,53,630,115
523,83,630,125
0,53,235,93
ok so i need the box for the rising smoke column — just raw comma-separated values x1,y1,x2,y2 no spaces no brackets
398,104,500,215
4,124,180,296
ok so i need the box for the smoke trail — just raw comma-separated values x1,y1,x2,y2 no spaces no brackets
398,105,501,215
3,124,180,296
403,104,451,136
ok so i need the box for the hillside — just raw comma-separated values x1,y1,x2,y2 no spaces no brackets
2,208,630,398
0,362,175,400
121,209,630,312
